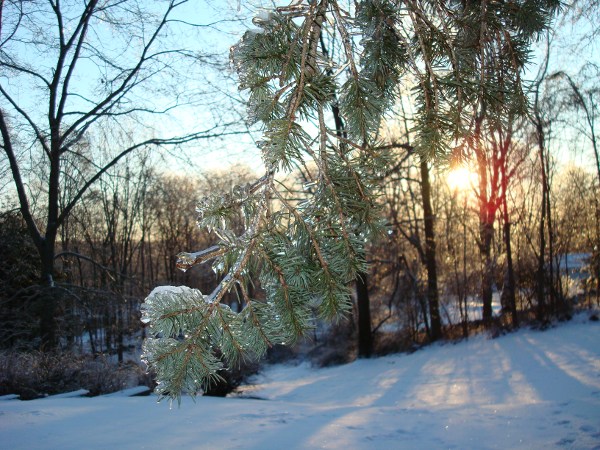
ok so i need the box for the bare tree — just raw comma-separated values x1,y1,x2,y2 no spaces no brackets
0,0,247,347
547,64,600,304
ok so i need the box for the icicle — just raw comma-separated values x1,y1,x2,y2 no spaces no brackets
176,245,226,272
247,27,265,35
252,9,274,27
303,181,318,191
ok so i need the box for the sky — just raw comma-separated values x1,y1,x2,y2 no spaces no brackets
185,1,600,175
137,0,268,175
527,7,600,168
0,0,269,192
1,0,597,203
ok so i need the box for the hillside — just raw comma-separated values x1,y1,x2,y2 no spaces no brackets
1,315,599,450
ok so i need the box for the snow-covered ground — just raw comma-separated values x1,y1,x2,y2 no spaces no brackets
1,315,599,450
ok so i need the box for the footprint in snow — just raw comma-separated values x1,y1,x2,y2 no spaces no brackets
555,437,575,446
363,429,413,442
579,424,596,433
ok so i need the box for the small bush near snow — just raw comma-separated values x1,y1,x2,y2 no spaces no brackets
373,329,421,356
308,320,357,368
0,351,149,399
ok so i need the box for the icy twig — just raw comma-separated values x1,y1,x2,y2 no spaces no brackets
176,245,227,272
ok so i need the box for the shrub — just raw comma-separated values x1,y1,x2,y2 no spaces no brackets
0,350,149,399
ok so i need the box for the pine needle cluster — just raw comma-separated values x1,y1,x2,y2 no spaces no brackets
141,0,561,403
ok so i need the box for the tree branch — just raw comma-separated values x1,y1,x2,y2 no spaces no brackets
60,0,177,146
0,109,43,248
56,128,249,227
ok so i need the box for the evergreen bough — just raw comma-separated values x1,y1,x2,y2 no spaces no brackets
141,0,560,403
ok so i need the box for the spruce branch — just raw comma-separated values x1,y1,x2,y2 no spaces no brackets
140,0,559,403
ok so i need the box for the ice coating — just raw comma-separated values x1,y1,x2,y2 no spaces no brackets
175,253,195,272
141,285,209,325
175,245,226,272
141,286,182,324
147,285,186,296
252,9,273,26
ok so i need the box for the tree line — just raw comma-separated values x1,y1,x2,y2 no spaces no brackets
0,157,255,354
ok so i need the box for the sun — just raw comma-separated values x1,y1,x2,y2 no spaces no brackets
446,166,478,193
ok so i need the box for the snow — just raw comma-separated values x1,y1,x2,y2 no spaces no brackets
441,292,503,325
558,253,591,274
141,285,208,324
38,389,90,399
102,386,152,398
146,285,186,297
1,316,599,449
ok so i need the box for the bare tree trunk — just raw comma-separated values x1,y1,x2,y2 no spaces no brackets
544,149,559,315
496,130,518,327
39,239,59,349
356,272,372,358
530,40,552,323
479,221,495,324
117,304,124,364
535,118,549,323
461,196,469,337
475,147,495,325
419,159,442,341
500,173,518,327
